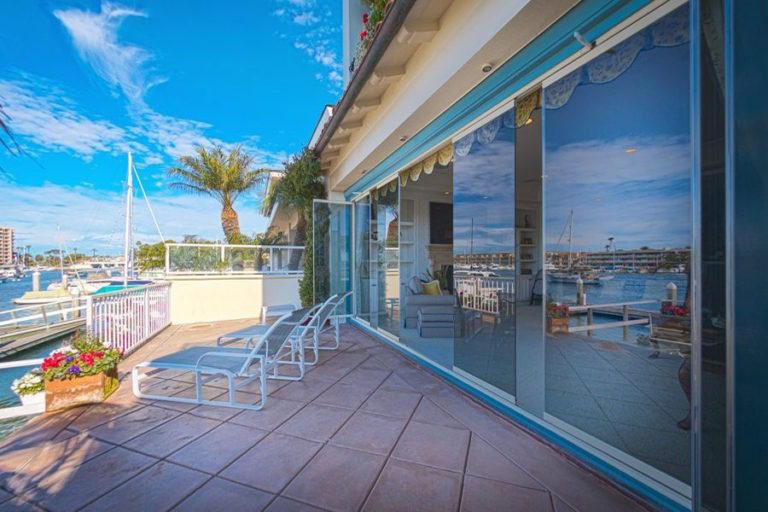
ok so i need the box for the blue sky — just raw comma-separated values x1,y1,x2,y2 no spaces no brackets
0,0,341,254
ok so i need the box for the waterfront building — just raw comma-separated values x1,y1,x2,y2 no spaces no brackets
306,1,768,510
0,226,14,266
581,247,690,272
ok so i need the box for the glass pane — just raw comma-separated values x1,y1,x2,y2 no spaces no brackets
399,161,454,370
543,5,691,484
354,197,372,322
453,107,516,398
312,200,352,312
373,180,400,336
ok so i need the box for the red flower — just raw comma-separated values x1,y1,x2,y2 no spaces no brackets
363,13,369,24
360,30,367,40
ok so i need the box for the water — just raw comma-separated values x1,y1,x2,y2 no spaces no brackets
548,272,689,312
550,272,689,345
0,271,70,439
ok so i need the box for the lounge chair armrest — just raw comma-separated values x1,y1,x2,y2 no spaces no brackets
195,351,262,371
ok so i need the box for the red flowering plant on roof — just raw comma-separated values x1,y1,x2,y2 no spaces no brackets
661,303,689,317
41,333,122,381
546,302,570,319
353,0,388,70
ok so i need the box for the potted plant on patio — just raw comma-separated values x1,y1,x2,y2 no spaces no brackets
42,334,122,412
11,369,45,407
547,301,570,334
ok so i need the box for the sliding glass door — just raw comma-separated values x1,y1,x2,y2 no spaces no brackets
453,108,517,398
353,197,372,323
542,4,692,487
372,180,400,337
312,199,352,313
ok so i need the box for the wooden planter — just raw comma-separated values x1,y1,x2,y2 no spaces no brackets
45,367,119,412
547,317,569,335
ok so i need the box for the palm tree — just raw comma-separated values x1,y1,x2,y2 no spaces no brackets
168,144,265,242
0,103,20,159
261,148,324,263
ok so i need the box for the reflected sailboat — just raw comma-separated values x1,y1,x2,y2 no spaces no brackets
549,210,614,286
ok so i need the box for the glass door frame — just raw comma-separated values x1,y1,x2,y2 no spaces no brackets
312,198,354,317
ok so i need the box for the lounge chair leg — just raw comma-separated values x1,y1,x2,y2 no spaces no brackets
195,372,203,402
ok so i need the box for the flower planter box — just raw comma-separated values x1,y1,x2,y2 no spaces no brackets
45,367,119,412
19,391,45,407
547,317,569,335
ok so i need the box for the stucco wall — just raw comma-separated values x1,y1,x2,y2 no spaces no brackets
167,274,301,324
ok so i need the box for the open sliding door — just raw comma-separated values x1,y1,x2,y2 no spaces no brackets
312,199,353,315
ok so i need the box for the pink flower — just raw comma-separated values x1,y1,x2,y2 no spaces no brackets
363,13,369,24
360,30,367,40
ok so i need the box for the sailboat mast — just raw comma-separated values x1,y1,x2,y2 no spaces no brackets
567,210,573,271
122,152,133,286
469,218,474,266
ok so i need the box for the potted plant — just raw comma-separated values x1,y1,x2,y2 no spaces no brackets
547,302,570,334
42,334,122,412
11,369,45,406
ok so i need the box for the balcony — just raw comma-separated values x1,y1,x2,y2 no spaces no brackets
0,322,651,511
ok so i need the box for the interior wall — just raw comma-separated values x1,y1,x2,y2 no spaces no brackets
400,165,453,282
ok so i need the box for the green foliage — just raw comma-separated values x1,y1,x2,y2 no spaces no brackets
299,218,318,306
168,144,269,242
135,241,171,270
262,148,324,222
264,148,325,306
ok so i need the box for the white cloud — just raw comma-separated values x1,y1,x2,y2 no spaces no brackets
1,181,269,253
0,75,287,168
0,78,126,160
276,2,342,93
293,11,319,26
53,2,166,106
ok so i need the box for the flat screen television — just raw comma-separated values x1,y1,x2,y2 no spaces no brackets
429,202,453,244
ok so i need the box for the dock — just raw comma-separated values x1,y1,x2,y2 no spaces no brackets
0,300,87,359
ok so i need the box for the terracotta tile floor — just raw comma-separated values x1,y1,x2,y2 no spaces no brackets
0,321,653,512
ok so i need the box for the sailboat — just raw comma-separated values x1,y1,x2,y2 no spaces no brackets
549,210,613,286
14,153,162,304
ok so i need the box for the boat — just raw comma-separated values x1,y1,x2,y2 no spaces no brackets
13,152,164,305
549,272,614,285
549,210,613,286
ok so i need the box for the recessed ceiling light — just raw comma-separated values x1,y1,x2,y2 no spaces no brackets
624,147,637,154
481,63,493,73
399,135,408,142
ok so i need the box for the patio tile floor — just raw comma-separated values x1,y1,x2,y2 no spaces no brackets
0,320,653,511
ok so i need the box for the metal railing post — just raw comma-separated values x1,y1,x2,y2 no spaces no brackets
165,244,170,274
85,295,93,335
623,304,629,340
143,288,150,339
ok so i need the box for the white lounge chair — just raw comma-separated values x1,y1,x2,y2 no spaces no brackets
316,291,353,353
132,309,314,411
301,292,353,364
216,304,319,347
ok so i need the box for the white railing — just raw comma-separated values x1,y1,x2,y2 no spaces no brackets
165,243,304,275
86,282,171,355
455,276,515,315
0,298,87,329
